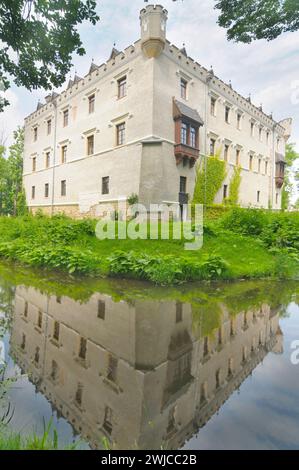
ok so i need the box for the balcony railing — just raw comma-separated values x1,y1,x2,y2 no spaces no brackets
175,143,199,167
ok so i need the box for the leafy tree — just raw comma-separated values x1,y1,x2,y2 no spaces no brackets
0,0,99,111
0,127,27,216
0,145,8,214
215,0,299,43
281,143,299,210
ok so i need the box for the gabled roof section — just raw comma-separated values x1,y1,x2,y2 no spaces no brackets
179,46,187,57
109,47,121,60
173,99,204,126
73,74,82,84
89,62,99,74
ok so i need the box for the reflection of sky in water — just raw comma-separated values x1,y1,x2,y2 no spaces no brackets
184,302,299,450
3,332,87,449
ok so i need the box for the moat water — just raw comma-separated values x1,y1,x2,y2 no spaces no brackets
0,263,298,450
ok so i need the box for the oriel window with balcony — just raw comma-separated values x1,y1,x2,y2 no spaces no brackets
173,99,203,168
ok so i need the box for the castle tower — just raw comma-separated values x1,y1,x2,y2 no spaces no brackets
140,4,168,58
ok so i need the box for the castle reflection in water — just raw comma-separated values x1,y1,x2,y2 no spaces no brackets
10,285,284,450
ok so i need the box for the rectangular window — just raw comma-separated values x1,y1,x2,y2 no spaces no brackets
79,337,87,360
53,321,60,341
63,109,69,127
102,176,109,195
181,122,188,145
225,106,230,123
176,302,183,323
75,383,83,406
61,145,67,164
21,333,26,350
258,159,262,173
44,183,49,198
259,127,262,141
180,78,187,99
266,131,270,145
34,347,40,364
210,138,216,156
37,310,42,329
237,113,242,129
47,119,52,135
223,184,228,200
98,300,105,319
251,122,254,137
257,190,260,203
31,186,35,199
32,157,36,172
61,180,66,196
51,360,58,381
265,161,268,174
180,176,187,193
236,149,240,166
46,152,50,168
88,94,95,114
118,77,127,99
277,138,280,150
190,127,196,148
116,122,126,146
224,144,229,162
87,135,94,155
103,406,113,434
107,355,118,383
249,155,253,171
24,301,28,317
210,97,216,116
33,127,38,141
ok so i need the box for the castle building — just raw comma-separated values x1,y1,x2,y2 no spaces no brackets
23,5,292,218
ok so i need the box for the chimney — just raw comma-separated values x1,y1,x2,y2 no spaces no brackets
140,4,168,58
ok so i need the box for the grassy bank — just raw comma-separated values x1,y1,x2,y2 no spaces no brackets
0,208,297,285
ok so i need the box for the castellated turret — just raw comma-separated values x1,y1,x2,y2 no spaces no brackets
140,4,168,58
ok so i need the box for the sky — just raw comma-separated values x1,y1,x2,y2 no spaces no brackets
0,0,298,199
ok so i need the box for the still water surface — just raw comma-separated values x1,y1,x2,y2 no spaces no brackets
0,265,298,450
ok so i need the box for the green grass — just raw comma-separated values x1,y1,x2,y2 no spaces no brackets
0,420,78,450
0,211,297,285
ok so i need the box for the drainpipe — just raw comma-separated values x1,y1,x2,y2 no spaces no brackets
271,123,277,210
204,72,212,212
50,99,58,216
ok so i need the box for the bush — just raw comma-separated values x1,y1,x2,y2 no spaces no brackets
221,207,268,236
108,251,230,285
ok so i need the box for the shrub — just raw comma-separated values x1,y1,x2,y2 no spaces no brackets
108,251,230,285
221,207,268,236
192,153,227,205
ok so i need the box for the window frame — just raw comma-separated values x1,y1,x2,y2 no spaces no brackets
180,78,188,100
87,134,95,156
63,109,69,127
88,94,95,114
117,76,127,99
61,180,66,197
116,122,126,146
102,176,109,195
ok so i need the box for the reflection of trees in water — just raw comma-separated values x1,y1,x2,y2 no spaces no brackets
0,279,15,338
0,278,16,425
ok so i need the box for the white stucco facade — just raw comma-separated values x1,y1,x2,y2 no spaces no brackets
23,4,292,218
